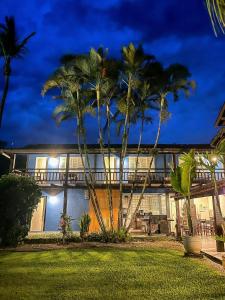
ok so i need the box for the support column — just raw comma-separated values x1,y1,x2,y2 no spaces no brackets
175,199,182,240
9,154,16,172
212,194,224,252
63,154,70,215
165,193,171,234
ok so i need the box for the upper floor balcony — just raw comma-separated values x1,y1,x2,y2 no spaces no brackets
12,168,225,187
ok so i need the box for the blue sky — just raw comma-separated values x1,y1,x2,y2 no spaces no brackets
0,0,224,146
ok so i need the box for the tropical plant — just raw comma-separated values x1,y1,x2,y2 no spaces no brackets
59,213,73,244
42,43,195,235
0,174,41,246
205,0,225,36
79,213,91,240
42,59,107,233
125,60,196,232
198,139,225,250
170,150,197,236
0,16,35,127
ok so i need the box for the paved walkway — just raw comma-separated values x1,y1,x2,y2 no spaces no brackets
201,236,225,264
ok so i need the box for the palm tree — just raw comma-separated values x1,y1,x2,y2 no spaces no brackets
116,43,156,228
0,16,35,127
72,48,120,230
42,62,107,233
125,62,195,232
198,139,225,251
170,150,197,236
205,0,225,35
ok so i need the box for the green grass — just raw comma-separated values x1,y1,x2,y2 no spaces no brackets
0,247,224,300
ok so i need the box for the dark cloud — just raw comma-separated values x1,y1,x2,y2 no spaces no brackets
0,0,224,146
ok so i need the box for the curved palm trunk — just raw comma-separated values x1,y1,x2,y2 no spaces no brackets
118,77,131,229
96,88,114,230
123,118,144,228
185,196,193,236
211,172,224,251
75,94,106,233
77,120,106,232
126,97,164,232
0,58,11,128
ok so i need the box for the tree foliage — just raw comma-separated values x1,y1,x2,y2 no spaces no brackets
0,174,41,246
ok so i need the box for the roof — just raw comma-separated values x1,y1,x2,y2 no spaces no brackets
0,143,212,155
211,128,225,146
215,102,225,127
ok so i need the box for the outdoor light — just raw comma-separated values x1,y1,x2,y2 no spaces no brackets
48,196,58,205
48,157,59,168
211,156,218,163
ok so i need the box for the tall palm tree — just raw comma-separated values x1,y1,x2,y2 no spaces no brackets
125,62,195,232
205,0,225,35
116,43,156,228
73,48,120,230
198,139,225,251
0,16,35,127
42,62,107,233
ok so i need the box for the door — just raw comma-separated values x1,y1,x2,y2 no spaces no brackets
30,197,46,232
35,157,47,181
104,156,116,182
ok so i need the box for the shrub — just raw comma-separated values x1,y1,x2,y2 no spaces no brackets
79,213,91,239
87,228,131,243
59,213,73,244
0,174,41,246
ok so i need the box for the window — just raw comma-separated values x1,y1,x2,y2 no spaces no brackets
104,156,116,169
129,156,154,170
69,156,83,169
59,157,66,169
35,157,47,170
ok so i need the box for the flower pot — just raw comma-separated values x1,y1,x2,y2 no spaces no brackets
183,236,201,255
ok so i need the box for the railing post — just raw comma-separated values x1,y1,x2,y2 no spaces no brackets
63,154,70,216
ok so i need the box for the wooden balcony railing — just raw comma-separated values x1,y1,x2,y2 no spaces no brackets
12,168,225,185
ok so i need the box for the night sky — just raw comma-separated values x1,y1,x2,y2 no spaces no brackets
0,0,225,147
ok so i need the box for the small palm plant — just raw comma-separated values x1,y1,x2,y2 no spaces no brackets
79,213,91,240
170,150,197,236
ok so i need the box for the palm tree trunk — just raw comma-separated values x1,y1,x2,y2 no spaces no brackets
75,97,106,233
126,96,164,232
77,122,106,232
0,58,11,128
118,76,131,229
185,196,193,236
96,88,113,230
124,118,144,228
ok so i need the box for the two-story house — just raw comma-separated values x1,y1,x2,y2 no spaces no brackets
1,143,219,235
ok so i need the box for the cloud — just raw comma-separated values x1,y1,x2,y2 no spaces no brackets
0,0,224,146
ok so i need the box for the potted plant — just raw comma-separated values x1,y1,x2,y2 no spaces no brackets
171,150,201,255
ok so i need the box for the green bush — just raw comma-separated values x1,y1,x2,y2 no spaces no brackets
79,213,91,239
25,232,82,244
0,174,41,246
87,228,131,243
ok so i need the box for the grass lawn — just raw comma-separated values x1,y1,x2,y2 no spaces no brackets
0,245,225,300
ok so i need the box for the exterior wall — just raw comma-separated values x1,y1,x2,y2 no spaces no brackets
30,188,88,232
89,189,120,232
67,189,89,230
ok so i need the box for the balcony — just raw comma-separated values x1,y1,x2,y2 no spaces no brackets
12,168,225,187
